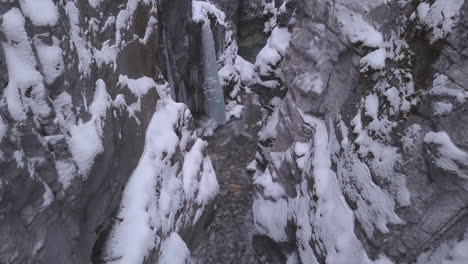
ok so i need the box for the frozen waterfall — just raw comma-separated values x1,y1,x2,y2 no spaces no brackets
201,21,226,125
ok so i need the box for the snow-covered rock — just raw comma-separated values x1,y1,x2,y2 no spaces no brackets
104,82,217,264
0,1,217,263
251,0,468,263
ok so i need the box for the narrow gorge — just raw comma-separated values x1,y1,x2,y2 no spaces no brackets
1,0,468,264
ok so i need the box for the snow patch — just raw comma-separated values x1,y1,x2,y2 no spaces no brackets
105,82,218,263
94,40,118,69
364,94,379,119
433,102,453,116
416,230,468,264
430,74,467,103
34,36,64,84
159,233,190,264
236,55,254,83
424,131,468,178
1,8,51,121
253,197,288,242
336,4,384,48
118,75,156,98
360,48,387,71
88,0,104,8
192,0,226,26
19,0,59,27
293,72,324,94
225,101,244,121
68,80,110,176
417,0,465,42
255,26,291,82
65,2,93,76
54,160,77,190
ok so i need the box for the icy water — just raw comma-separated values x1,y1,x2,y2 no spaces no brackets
238,41,267,63
192,95,262,264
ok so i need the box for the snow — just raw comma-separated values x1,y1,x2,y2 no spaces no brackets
259,106,279,141
384,87,402,114
416,230,468,264
253,197,288,242
402,124,422,153
433,102,453,116
54,160,77,190
417,2,430,18
53,92,75,127
13,150,24,168
269,27,292,56
336,0,389,12
106,145,159,263
140,16,158,44
192,0,227,26
105,81,218,263
336,4,384,48
51,92,82,187
364,94,379,119
105,101,183,263
255,26,291,81
69,120,102,175
293,72,324,94
89,80,111,119
197,157,219,204
183,139,207,200
68,80,110,176
254,167,286,199
34,36,64,84
1,8,51,121
360,48,386,71
417,0,465,41
255,45,282,76
424,131,468,178
340,111,409,235
430,74,467,103
88,0,104,8
254,108,399,262
270,97,282,107
65,1,92,76
115,0,144,45
262,1,277,32
236,55,254,83
118,75,156,98
94,40,118,69
295,142,311,170
40,181,54,208
19,0,59,27
159,233,190,264
225,101,244,121
295,113,384,263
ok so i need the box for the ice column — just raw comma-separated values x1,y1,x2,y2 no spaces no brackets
201,21,226,125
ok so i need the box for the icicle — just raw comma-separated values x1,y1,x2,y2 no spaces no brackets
201,21,226,125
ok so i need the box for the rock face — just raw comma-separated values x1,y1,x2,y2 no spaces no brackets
0,0,217,263
252,0,468,263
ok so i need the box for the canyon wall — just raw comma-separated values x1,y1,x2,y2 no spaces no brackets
252,0,468,263
0,0,219,263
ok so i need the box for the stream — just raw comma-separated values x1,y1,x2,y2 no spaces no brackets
192,94,262,264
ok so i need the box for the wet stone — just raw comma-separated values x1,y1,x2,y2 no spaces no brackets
192,94,262,264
